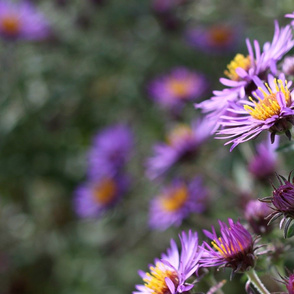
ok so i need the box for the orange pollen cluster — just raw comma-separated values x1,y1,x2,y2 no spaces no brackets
167,125,193,146
224,54,251,81
93,178,117,205
1,14,20,35
161,185,188,212
143,263,178,294
167,78,193,98
212,237,244,258
244,79,291,121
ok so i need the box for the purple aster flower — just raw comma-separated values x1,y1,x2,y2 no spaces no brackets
73,175,128,218
87,124,133,180
261,172,294,237
248,135,278,182
244,199,273,235
201,218,258,273
185,24,239,54
149,177,208,230
0,0,50,40
148,67,208,114
134,231,202,294
146,119,212,179
217,74,294,151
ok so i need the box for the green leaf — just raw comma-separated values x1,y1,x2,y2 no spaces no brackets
286,223,294,238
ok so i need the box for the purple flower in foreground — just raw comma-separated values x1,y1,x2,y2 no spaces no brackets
146,120,212,179
248,135,279,182
88,124,133,179
217,74,294,151
0,0,50,40
149,177,208,230
148,67,207,114
185,24,239,54
73,176,128,218
244,199,273,235
201,219,257,273
134,231,202,294
261,172,294,237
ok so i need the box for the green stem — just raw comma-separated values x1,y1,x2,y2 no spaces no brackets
246,269,270,294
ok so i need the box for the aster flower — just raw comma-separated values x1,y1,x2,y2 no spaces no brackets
201,218,257,273
260,172,294,238
148,67,208,114
146,119,212,179
248,135,279,182
217,74,294,151
73,175,128,218
0,0,50,40
149,177,208,230
244,199,273,235
134,231,202,294
185,24,239,54
87,124,133,180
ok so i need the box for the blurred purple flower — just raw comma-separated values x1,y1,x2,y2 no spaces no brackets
185,24,239,54
244,199,273,235
0,0,50,40
149,177,208,230
201,218,257,273
134,231,202,294
88,124,133,180
248,135,278,182
217,74,294,151
73,175,128,218
146,120,212,179
148,67,208,114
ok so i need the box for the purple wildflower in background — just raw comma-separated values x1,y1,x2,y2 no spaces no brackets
148,67,207,114
201,218,257,273
73,176,128,218
217,74,294,151
87,124,133,180
0,0,50,40
134,231,202,294
146,120,212,179
244,199,273,235
185,24,239,54
149,177,208,231
248,135,278,182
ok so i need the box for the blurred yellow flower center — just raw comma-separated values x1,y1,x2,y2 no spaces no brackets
212,237,244,258
93,178,117,205
1,14,20,35
167,78,193,98
244,79,291,120
161,185,188,211
143,262,178,294
208,26,232,46
224,54,251,81
167,125,193,146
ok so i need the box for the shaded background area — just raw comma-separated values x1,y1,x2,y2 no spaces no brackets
1,0,294,293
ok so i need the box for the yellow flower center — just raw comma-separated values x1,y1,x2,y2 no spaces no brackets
167,125,193,146
1,14,20,35
208,26,233,46
143,263,178,294
224,54,251,81
167,78,193,98
212,237,244,258
244,79,291,121
92,178,117,205
161,185,188,211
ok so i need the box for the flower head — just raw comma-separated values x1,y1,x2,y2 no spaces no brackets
201,219,256,273
261,172,294,237
134,231,202,294
88,124,133,180
217,74,294,150
73,176,128,218
148,67,207,114
146,120,212,179
149,177,208,230
0,0,50,40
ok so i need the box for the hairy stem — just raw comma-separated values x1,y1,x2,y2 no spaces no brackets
246,269,270,294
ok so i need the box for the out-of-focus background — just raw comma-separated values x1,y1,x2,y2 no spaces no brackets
1,0,294,293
